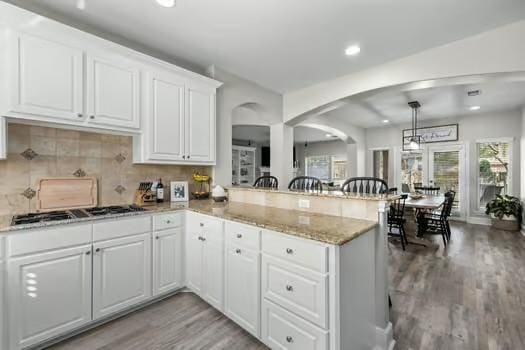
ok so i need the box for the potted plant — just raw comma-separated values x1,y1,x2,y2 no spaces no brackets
485,194,523,231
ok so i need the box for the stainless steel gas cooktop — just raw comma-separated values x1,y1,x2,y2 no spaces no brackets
11,205,147,226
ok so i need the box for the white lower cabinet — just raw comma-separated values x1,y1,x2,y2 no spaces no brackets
185,212,224,310
93,233,151,319
153,228,183,296
262,299,328,350
224,245,260,337
8,245,93,349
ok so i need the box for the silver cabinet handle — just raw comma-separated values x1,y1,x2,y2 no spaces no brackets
166,220,171,224
286,336,293,343
236,234,242,238
86,251,91,255
200,223,204,227
77,113,83,118
182,155,186,159
155,236,159,240
235,248,241,254
285,285,293,292
90,115,95,119
286,248,294,254
187,155,190,159
95,248,101,253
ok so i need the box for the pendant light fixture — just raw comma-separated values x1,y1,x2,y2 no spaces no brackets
407,101,422,151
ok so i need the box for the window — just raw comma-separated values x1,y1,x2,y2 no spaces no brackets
373,150,389,182
400,153,422,193
305,155,347,182
477,141,511,210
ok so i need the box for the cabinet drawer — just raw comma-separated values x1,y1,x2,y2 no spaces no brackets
262,299,328,350
225,221,260,251
93,216,151,241
153,212,183,231
262,255,328,329
188,212,223,242
7,224,92,257
262,230,328,273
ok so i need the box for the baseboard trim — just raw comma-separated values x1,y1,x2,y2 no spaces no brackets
375,322,396,350
466,216,491,225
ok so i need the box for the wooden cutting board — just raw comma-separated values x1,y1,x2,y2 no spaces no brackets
37,177,98,212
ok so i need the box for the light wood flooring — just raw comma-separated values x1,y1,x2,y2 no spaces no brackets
47,222,525,350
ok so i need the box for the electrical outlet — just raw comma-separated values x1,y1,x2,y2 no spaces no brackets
298,199,310,208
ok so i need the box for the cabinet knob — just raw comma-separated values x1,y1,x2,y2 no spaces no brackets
166,220,171,224
77,113,83,118
236,234,242,239
86,251,91,255
285,285,293,292
187,155,190,159
286,248,294,255
286,336,293,343
200,223,204,227
155,236,159,240
90,115,95,119
183,155,186,159
235,248,241,254
95,248,101,252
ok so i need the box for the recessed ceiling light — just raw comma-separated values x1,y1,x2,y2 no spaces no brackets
156,0,175,7
469,106,481,111
326,134,333,138
345,45,361,56
382,119,390,123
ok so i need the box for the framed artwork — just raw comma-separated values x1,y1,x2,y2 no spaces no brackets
402,124,458,151
170,181,189,202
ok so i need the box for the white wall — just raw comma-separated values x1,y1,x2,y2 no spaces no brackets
365,110,522,219
207,66,283,186
294,140,347,176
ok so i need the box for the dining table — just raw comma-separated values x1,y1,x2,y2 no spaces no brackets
403,194,446,247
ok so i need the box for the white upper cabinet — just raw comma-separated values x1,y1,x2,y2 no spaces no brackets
86,53,140,130
186,83,216,162
9,32,83,122
144,70,186,161
134,72,218,165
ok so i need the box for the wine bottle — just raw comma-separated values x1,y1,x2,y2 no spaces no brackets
156,178,164,203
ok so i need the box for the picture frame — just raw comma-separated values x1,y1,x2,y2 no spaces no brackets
402,123,458,151
170,181,189,202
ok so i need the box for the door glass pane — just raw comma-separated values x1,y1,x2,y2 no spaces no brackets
400,153,422,193
478,142,510,209
373,150,389,182
433,151,460,213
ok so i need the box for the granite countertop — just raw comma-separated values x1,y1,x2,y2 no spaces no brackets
0,200,378,246
227,186,399,201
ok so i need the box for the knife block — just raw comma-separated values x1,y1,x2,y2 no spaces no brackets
134,189,156,206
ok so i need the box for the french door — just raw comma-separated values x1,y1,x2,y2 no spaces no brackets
427,144,466,220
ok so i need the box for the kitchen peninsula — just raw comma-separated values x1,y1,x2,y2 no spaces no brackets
0,193,394,350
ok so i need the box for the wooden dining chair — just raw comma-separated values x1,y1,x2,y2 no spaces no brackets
253,176,278,189
417,191,455,246
340,177,389,195
288,176,323,192
388,194,408,250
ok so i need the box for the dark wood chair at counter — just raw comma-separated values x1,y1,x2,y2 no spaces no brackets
253,176,279,189
388,194,408,250
288,176,323,193
340,177,389,195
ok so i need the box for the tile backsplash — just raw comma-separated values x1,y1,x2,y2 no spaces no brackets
0,123,211,215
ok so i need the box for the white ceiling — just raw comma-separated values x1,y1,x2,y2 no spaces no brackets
5,0,525,92
232,125,334,143
322,76,525,128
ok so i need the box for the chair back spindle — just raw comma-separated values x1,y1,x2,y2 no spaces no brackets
253,176,279,189
288,176,323,193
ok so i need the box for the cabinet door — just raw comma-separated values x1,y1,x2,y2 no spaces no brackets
86,54,140,130
153,228,183,296
185,231,204,295
10,32,83,121
202,238,224,310
185,84,215,162
225,245,260,337
8,245,92,349
146,72,186,161
93,234,151,319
